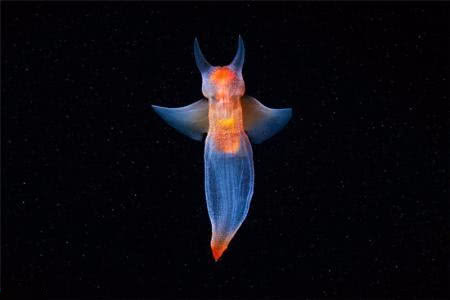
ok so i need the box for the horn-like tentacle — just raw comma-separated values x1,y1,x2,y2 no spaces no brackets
194,38,212,75
229,35,245,73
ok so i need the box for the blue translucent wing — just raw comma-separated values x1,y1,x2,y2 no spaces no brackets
241,96,292,144
152,99,209,141
204,133,254,261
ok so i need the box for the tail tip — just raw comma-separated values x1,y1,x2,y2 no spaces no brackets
211,244,228,262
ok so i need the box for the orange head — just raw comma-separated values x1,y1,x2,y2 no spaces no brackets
210,67,236,86
194,36,246,100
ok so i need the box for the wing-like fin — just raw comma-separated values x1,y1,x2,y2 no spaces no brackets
152,99,209,141
241,96,292,144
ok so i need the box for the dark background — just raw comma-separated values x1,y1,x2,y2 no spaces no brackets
2,2,448,299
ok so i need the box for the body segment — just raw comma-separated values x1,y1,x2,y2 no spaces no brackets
204,131,254,260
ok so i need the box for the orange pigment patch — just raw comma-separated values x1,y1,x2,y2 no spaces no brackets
214,118,240,154
217,117,235,128
211,241,229,262
215,134,240,154
210,67,235,85
208,100,244,155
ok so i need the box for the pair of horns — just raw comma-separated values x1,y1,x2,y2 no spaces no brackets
194,35,245,75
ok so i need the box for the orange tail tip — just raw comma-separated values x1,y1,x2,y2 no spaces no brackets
211,243,228,262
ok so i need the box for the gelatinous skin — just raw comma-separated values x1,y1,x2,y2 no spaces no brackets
204,132,254,261
242,96,293,144
152,99,209,141
152,36,292,261
203,76,254,260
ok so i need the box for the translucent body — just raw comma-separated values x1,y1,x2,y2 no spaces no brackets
152,36,292,261
204,132,254,261
203,90,253,260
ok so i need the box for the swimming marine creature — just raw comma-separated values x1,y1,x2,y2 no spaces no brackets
152,36,292,261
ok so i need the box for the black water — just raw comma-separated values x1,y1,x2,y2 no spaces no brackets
3,2,448,299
